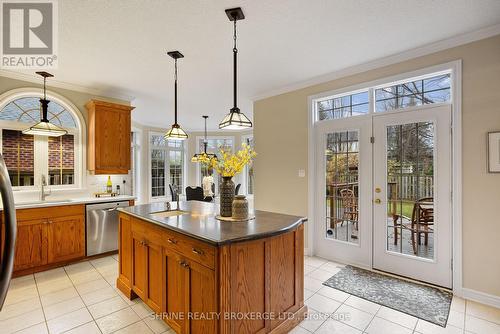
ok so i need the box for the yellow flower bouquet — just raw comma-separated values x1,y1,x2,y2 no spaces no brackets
198,143,256,177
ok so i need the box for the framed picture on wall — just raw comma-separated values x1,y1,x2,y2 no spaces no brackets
488,132,500,173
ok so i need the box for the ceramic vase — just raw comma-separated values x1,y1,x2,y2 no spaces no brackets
220,176,235,217
232,195,249,220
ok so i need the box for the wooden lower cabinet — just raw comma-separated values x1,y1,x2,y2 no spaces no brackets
12,205,85,275
117,213,306,334
47,215,85,263
164,248,217,334
130,220,163,313
14,218,48,271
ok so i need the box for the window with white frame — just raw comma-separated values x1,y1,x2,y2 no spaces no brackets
131,130,141,197
315,72,452,121
375,73,451,112
0,96,80,188
317,91,369,121
150,133,185,199
242,135,254,195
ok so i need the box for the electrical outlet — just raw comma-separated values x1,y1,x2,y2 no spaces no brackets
298,169,306,178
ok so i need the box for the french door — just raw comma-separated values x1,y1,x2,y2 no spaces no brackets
373,105,452,288
315,104,453,288
315,116,372,268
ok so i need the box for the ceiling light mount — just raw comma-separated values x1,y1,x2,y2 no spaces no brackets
225,7,245,21
165,50,188,140
219,7,252,130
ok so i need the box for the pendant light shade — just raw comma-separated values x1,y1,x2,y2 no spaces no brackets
22,72,68,137
164,123,188,140
165,51,188,141
192,116,217,162
219,7,252,130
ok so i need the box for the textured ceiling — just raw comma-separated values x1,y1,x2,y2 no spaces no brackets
7,0,500,130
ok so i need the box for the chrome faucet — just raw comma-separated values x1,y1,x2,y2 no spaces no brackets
40,175,51,201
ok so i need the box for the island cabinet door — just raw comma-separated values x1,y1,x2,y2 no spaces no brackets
118,214,132,290
164,249,217,334
146,241,163,313
188,258,217,334
131,230,148,300
164,249,190,333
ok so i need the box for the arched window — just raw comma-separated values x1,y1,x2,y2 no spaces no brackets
0,90,83,189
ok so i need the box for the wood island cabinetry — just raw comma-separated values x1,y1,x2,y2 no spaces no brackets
117,207,306,334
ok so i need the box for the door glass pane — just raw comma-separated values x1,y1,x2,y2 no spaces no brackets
386,122,434,259
325,131,359,244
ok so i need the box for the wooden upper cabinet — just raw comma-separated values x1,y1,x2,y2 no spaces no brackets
86,100,134,174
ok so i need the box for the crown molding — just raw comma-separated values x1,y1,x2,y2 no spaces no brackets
252,23,500,101
0,70,135,102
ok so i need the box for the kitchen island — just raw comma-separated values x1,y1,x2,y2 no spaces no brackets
116,201,307,334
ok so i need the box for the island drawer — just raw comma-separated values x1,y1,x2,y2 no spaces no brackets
162,231,215,270
131,218,163,245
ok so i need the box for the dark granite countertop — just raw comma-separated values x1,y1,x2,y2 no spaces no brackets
118,201,307,246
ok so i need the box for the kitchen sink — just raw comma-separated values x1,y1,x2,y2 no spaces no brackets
16,199,73,206
150,210,189,218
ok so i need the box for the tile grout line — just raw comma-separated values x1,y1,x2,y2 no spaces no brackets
32,273,51,334
61,264,104,334
85,256,153,334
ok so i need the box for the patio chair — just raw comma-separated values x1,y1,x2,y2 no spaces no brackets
330,188,359,231
392,197,434,254
410,197,434,252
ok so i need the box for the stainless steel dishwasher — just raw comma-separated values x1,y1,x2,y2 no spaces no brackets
86,201,130,256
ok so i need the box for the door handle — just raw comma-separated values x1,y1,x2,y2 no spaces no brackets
167,238,177,244
374,199,382,204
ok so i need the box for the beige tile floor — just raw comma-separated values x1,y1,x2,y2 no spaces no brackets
297,256,500,334
1,255,499,334
0,255,174,334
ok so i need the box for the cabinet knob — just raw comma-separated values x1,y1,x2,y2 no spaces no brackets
167,238,177,244
180,261,189,268
192,248,204,255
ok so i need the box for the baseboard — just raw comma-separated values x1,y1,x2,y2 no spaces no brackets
462,288,500,309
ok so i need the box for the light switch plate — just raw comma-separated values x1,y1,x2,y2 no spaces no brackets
298,169,306,178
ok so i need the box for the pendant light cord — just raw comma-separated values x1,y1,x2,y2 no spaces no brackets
203,115,208,153
174,58,178,125
43,76,47,100
232,19,238,112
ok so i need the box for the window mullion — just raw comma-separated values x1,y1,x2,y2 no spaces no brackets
33,135,48,187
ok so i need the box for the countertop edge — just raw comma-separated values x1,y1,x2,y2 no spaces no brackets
118,208,307,246
2,195,136,210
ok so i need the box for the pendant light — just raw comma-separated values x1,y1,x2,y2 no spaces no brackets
164,51,188,140
22,72,68,137
192,116,217,162
219,7,252,130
